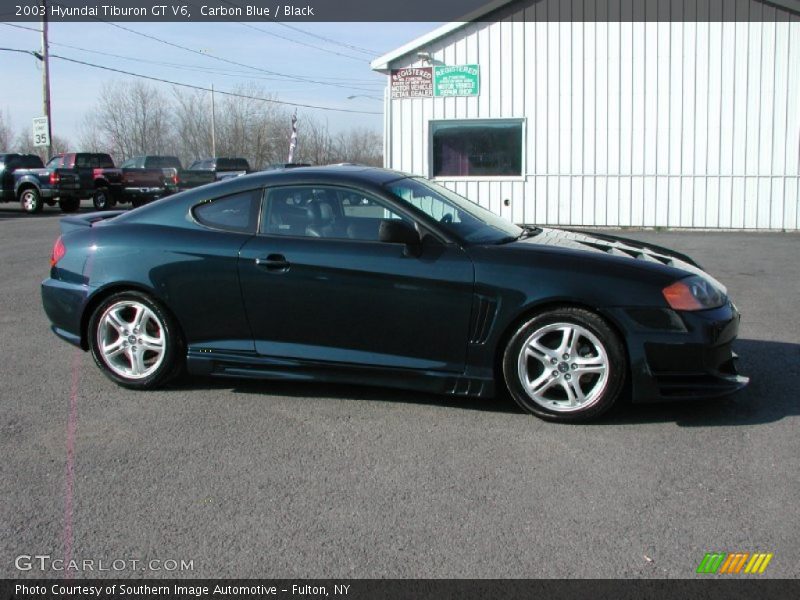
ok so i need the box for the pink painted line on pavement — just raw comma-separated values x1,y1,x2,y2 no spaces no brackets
63,347,81,578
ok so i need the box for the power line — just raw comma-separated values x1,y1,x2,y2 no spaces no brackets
0,47,35,55
178,0,367,62
274,23,377,56
0,47,382,115
45,4,381,94
0,22,384,85
1,22,40,33
215,0,376,57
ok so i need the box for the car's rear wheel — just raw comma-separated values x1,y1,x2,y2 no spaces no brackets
88,291,183,389
502,307,626,422
93,188,115,210
19,188,43,214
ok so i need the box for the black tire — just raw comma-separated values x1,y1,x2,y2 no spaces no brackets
93,188,116,211
19,187,43,214
88,291,184,390
59,197,80,213
131,197,147,209
502,307,626,422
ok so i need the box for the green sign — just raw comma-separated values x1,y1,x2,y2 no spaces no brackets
433,64,480,97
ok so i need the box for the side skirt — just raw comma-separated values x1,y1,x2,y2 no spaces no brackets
186,349,495,398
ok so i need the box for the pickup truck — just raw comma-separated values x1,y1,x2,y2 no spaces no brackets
44,153,167,210
2,152,82,214
187,157,252,181
120,155,215,194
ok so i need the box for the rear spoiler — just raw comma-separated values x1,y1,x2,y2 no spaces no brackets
60,210,126,234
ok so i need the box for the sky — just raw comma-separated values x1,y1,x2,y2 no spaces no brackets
0,20,438,145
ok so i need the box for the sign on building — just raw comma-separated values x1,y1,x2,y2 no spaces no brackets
32,117,50,148
390,67,433,99
433,65,480,97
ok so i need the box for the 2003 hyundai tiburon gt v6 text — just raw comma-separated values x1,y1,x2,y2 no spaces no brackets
41,166,748,422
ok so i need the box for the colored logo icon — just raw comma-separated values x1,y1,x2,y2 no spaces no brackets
697,552,773,574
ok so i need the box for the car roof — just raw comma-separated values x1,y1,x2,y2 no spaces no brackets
239,164,411,186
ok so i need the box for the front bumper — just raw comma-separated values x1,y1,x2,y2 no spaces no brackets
608,301,749,402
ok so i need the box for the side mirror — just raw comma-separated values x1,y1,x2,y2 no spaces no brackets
379,219,422,257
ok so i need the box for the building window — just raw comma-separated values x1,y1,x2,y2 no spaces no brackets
431,119,523,177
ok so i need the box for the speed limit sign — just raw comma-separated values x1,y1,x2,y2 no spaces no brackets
32,117,50,148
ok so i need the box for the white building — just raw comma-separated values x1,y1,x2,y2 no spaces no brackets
371,0,800,230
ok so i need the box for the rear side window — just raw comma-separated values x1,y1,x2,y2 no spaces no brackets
76,154,114,168
21,155,44,168
146,156,181,169
216,158,249,171
193,189,261,233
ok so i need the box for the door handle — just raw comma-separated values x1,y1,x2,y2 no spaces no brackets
255,254,290,272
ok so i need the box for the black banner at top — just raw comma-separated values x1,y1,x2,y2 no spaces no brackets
4,0,800,22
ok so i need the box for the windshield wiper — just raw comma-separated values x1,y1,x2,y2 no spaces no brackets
517,226,542,240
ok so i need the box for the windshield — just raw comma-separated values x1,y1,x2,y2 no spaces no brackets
384,177,522,244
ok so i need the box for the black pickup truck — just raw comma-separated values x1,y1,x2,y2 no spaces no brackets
120,155,215,194
2,153,82,213
187,157,252,181
41,153,167,210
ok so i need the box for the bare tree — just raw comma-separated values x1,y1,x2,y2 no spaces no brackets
0,110,14,150
172,87,212,165
334,127,382,166
214,83,290,169
14,129,70,162
84,80,172,162
72,78,382,170
294,115,336,166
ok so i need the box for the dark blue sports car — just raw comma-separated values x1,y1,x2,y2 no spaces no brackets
41,166,748,422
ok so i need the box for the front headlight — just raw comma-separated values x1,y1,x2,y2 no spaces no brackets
662,275,727,311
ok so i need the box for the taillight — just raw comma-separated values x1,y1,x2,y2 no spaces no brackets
50,236,66,267
50,171,60,185
171,173,179,185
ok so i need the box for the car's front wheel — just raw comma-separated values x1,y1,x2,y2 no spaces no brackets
502,307,626,422
88,291,183,389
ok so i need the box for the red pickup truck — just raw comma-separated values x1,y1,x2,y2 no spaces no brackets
47,152,167,210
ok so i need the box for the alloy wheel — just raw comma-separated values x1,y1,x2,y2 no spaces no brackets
516,322,610,412
96,300,167,380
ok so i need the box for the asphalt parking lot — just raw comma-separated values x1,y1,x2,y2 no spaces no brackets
1,201,798,579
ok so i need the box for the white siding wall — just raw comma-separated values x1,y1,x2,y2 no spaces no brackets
382,2,800,229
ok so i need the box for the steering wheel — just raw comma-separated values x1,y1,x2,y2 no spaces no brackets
440,213,454,224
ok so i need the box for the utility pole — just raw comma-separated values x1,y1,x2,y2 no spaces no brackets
40,0,53,159
210,83,216,157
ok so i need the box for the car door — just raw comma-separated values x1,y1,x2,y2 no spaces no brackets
238,184,475,373
0,155,17,198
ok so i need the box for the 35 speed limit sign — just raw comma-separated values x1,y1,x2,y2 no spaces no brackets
32,117,50,148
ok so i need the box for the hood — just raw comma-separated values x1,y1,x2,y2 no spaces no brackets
513,227,723,286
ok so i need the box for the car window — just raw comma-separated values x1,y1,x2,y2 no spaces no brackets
21,155,44,168
385,177,522,244
193,189,261,234
46,156,62,169
146,156,182,169
216,158,249,171
261,185,407,241
76,154,114,168
120,159,135,168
